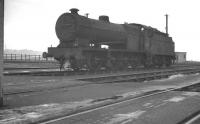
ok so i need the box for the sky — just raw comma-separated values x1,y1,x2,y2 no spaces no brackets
4,0,200,61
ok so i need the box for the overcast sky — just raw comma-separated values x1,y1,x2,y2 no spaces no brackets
4,0,200,61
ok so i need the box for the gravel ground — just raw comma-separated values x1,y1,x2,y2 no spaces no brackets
1,73,200,124
0,72,200,123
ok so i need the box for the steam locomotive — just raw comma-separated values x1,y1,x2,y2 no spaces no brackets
43,8,175,71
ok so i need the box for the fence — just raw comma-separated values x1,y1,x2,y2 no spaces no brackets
4,54,56,63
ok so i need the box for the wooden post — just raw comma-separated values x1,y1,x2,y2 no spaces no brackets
0,0,4,106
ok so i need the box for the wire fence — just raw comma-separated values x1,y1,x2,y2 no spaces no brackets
4,54,56,63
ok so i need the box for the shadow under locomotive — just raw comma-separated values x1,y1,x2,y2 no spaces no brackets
43,8,175,71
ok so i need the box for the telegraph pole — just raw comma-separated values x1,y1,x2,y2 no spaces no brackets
165,14,169,35
0,0,4,106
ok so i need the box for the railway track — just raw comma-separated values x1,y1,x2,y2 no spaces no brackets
4,66,200,96
3,64,200,76
3,80,200,124
39,81,200,124
79,68,200,83
2,65,200,124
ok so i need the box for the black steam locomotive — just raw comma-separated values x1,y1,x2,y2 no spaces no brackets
43,8,175,70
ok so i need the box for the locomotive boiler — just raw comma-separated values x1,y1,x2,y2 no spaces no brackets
43,8,175,70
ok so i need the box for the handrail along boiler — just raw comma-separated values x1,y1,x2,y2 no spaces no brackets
43,8,175,70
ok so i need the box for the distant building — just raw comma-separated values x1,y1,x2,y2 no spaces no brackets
175,52,186,63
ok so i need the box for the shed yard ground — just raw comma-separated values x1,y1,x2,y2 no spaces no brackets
1,72,200,123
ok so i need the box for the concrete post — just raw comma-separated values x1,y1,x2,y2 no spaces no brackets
0,0,4,106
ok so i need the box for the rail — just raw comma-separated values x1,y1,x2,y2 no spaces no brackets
3,54,56,63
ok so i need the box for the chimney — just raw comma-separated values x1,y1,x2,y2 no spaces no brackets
70,8,79,14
